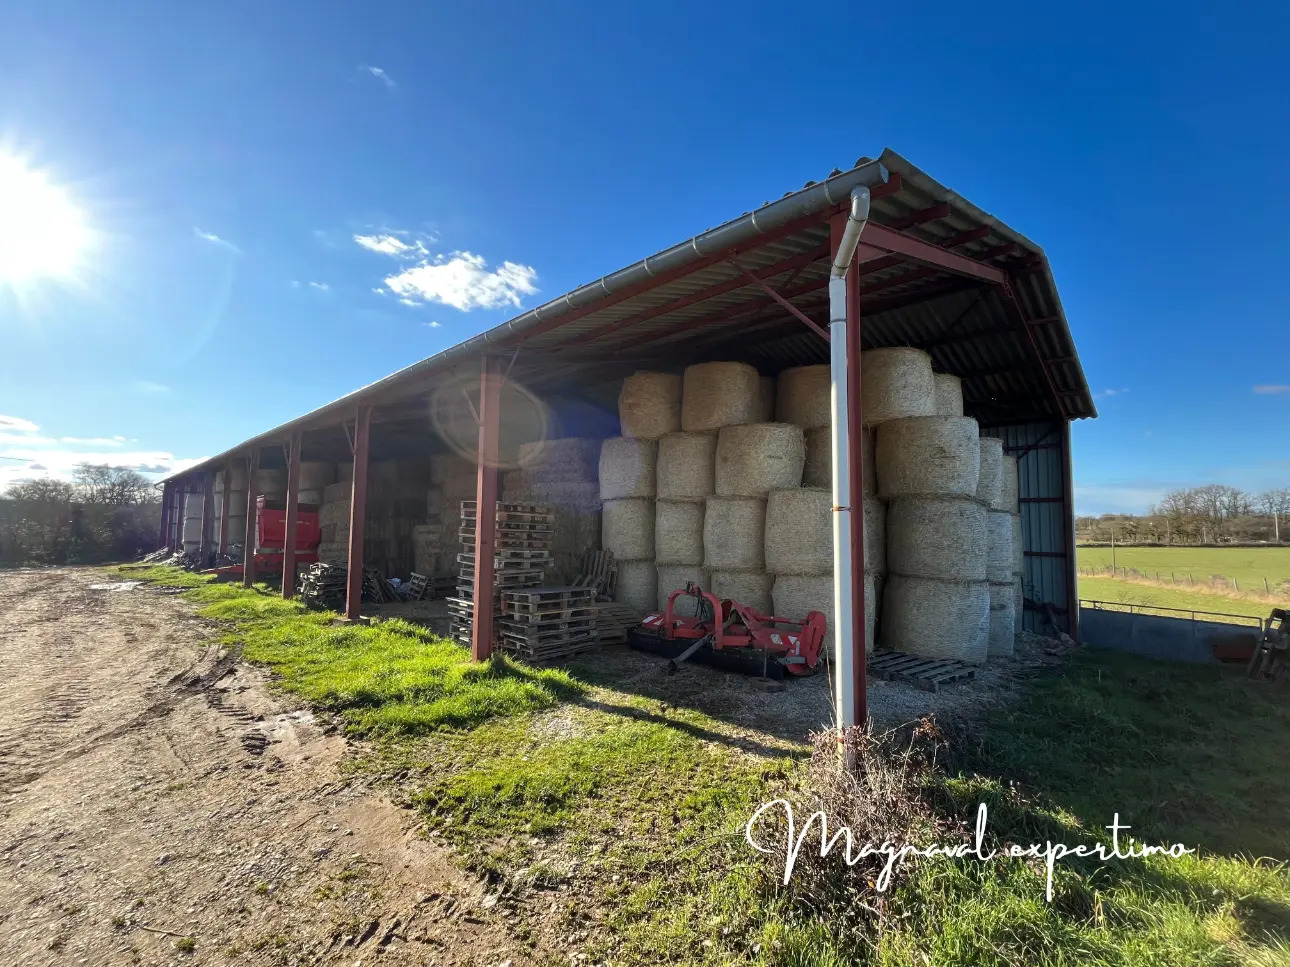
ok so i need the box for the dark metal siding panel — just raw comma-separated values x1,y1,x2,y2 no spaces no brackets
980,421,1073,634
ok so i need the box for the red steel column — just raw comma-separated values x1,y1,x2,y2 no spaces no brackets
217,460,232,555
470,355,502,661
200,471,215,563
282,431,302,599
344,407,372,620
159,481,173,550
242,451,259,588
833,213,868,727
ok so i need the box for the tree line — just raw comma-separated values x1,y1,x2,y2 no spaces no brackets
0,464,161,567
1077,485,1290,544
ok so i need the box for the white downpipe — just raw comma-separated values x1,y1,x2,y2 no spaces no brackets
828,187,871,731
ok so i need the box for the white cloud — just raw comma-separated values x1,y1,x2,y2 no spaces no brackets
384,251,538,311
60,436,125,446
0,447,204,492
354,233,427,257
1253,384,1290,395
131,380,171,395
424,320,442,328
308,281,330,292
1093,387,1130,399
194,228,241,254
360,65,396,90
0,414,39,433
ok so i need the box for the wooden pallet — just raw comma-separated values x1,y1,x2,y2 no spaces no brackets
501,585,597,605
498,635,599,662
866,651,977,692
499,614,595,634
458,532,554,549
456,569,546,586
458,553,551,570
572,549,618,600
407,572,429,601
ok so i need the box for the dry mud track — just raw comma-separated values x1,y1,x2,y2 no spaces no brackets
0,568,529,967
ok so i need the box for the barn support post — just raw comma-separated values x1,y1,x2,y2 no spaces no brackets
471,354,502,662
199,470,215,564
242,451,259,588
282,431,302,599
1060,420,1078,641
344,406,372,621
845,231,868,725
217,460,232,555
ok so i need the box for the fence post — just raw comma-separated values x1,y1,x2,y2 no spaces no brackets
1234,577,1239,591
1265,577,1271,594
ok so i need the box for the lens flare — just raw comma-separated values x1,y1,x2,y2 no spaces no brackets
0,154,91,285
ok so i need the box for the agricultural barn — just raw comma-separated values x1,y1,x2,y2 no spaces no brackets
161,148,1095,725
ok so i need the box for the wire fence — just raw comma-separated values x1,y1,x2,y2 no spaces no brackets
1078,597,1265,628
1078,564,1288,596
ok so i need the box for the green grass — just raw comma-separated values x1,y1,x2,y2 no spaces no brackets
123,564,1290,966
1078,545,1290,592
1078,576,1274,620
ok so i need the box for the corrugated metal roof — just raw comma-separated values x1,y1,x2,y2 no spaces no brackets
169,148,1095,479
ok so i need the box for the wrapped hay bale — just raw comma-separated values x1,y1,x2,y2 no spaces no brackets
322,482,351,504
756,376,775,422
298,488,324,506
655,500,704,566
864,498,886,574
802,426,876,494
933,373,964,417
860,348,936,424
876,416,981,498
714,423,805,497
709,570,773,614
599,437,657,500
772,574,844,650
618,371,682,440
656,565,706,614
886,496,986,581
881,575,989,663
656,432,717,501
298,461,335,490
988,582,1016,657
764,488,831,576
703,497,765,571
1011,513,1024,576
986,510,1013,583
775,365,830,429
977,437,1004,507
1001,455,1020,512
602,498,654,560
615,560,658,614
681,361,760,432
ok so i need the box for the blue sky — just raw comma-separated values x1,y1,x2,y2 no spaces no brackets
0,0,1286,514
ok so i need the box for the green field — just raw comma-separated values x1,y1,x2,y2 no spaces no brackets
1077,545,1290,592
1077,576,1274,620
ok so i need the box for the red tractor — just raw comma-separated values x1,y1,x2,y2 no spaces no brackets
628,582,826,679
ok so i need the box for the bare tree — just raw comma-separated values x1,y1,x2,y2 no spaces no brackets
73,464,156,506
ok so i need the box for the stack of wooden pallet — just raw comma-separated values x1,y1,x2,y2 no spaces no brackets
299,562,349,607
447,501,554,647
497,586,599,661
589,601,639,645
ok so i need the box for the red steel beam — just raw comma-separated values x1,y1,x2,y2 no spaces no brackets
730,257,830,342
471,355,502,661
217,460,232,555
281,431,302,599
242,451,259,588
855,226,993,280
884,203,950,230
345,407,372,620
861,223,1006,284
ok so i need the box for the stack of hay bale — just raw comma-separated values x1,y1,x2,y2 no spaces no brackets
316,478,352,564
874,349,990,664
361,459,429,576
214,463,249,552
254,467,287,502
978,438,1016,656
297,461,335,507
1003,453,1024,628
502,438,601,583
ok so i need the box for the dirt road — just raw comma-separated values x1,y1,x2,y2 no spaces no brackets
0,569,526,967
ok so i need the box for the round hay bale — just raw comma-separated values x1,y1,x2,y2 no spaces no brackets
709,570,773,614
933,373,964,416
517,438,600,480
298,461,335,490
656,565,706,614
681,361,760,431
615,560,658,614
875,416,981,497
322,482,351,505
881,575,989,663
864,498,886,574
765,488,831,576
977,437,1004,507
599,437,657,500
885,496,986,581
656,432,717,501
703,497,765,571
214,464,248,493
988,582,1016,656
772,574,843,650
655,500,705,565
775,365,831,429
618,371,682,440
715,423,805,497
802,426,876,494
254,467,286,496
298,488,324,506
860,348,936,425
1011,513,1024,575
986,510,1013,583
223,514,247,545
1014,581,1024,619
602,498,654,560
1001,455,1019,512
756,376,775,423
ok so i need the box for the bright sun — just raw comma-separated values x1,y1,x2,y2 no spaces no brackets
0,154,91,284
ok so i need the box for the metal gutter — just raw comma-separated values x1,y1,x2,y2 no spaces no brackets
164,159,891,482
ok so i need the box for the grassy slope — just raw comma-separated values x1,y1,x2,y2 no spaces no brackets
1078,546,1290,590
125,566,1290,966
1078,576,1274,620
